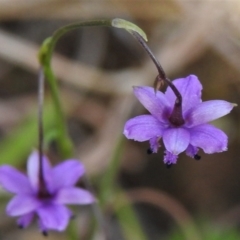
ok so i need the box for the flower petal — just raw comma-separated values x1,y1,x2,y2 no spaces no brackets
165,75,202,114
0,166,32,194
164,151,178,164
124,115,165,142
38,219,48,235
17,212,34,228
185,144,199,158
7,195,40,216
52,160,85,191
133,86,171,122
37,204,71,231
163,128,190,155
189,124,228,153
55,187,95,205
27,151,52,193
149,137,161,153
186,100,236,127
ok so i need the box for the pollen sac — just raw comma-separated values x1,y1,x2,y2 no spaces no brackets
166,163,172,169
18,224,24,229
147,148,153,154
194,154,201,160
42,231,48,237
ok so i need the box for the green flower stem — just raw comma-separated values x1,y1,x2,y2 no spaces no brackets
38,18,147,158
114,190,147,240
98,136,148,240
99,136,125,204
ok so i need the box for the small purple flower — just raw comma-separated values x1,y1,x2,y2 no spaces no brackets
0,151,94,234
123,75,236,165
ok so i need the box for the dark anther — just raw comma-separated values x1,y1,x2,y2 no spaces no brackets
70,215,76,220
194,154,201,160
147,148,153,154
166,163,172,169
18,224,23,229
42,231,48,237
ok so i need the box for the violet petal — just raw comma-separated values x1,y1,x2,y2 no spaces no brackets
37,204,71,231
164,151,178,164
185,145,199,158
7,195,40,216
17,212,34,228
52,160,85,191
149,137,161,153
133,86,171,123
27,151,52,193
190,124,228,153
0,166,32,194
165,75,202,114
38,218,47,234
124,115,165,141
186,100,236,127
163,128,190,155
55,187,95,205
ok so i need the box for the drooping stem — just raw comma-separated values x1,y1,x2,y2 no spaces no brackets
38,19,147,158
39,21,114,158
38,69,50,197
130,31,185,125
130,31,182,105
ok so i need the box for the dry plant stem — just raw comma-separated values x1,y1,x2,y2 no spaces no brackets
126,188,202,240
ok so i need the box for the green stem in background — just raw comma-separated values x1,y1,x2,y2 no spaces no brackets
99,136,147,240
99,136,125,205
38,18,147,158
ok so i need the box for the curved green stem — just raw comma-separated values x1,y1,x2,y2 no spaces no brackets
38,18,147,158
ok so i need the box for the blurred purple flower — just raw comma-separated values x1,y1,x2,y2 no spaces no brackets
0,151,94,235
123,75,236,165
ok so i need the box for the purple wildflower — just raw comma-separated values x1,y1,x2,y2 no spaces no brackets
0,151,94,234
123,75,236,165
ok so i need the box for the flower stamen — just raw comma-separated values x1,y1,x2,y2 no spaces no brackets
194,154,201,160
166,163,172,169
147,148,153,154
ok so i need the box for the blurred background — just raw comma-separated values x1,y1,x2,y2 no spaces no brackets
0,0,240,239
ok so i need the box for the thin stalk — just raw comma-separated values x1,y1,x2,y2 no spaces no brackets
37,19,148,238
38,20,116,158
130,31,182,104
37,18,150,193
38,69,44,175
37,69,49,197
83,175,111,240
38,18,148,158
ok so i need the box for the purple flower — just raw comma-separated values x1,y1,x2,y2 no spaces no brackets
123,75,236,165
0,151,94,234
